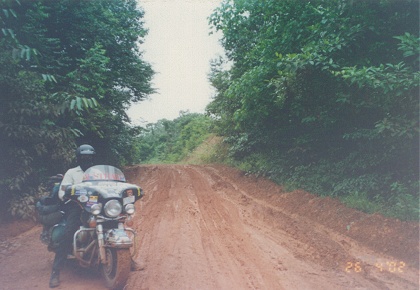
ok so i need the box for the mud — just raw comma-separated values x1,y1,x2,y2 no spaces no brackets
0,164,418,289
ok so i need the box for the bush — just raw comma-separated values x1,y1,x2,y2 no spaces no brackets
135,113,213,164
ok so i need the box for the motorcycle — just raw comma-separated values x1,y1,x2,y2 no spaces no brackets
43,165,144,289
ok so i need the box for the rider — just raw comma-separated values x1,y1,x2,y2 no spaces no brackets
49,144,95,288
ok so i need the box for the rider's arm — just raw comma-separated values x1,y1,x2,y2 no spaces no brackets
58,167,84,200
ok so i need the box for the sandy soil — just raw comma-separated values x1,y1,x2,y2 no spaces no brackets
0,164,418,290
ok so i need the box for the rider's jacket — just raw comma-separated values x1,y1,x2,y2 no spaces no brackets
58,166,84,200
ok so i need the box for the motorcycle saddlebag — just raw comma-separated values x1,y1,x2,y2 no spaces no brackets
47,221,66,252
36,197,63,226
38,211,63,227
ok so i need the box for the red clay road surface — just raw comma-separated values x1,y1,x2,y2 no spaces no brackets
0,164,418,289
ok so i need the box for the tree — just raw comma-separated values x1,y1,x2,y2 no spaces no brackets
135,113,212,163
0,0,154,219
207,0,419,218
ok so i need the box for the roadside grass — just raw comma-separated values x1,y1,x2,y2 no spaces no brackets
339,191,383,214
181,134,226,165
185,136,419,221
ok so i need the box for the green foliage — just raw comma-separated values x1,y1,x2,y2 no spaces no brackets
385,192,420,221
208,0,419,220
135,113,213,164
340,191,383,215
183,135,225,165
0,0,154,218
339,189,419,221
9,193,37,220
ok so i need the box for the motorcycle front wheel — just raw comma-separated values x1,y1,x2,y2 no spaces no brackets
101,248,131,289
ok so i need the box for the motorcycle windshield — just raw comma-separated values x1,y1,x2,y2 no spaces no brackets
82,165,126,182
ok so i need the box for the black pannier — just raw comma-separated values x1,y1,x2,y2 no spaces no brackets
36,174,64,245
36,196,63,226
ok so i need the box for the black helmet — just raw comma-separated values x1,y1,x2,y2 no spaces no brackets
76,144,95,171
76,144,96,157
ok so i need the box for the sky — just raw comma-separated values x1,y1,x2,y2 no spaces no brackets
128,0,224,125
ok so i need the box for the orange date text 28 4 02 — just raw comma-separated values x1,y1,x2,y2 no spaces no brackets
345,261,405,273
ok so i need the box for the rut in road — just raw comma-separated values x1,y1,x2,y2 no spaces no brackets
0,164,417,290
125,164,419,290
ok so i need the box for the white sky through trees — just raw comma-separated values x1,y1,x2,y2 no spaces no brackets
128,0,224,125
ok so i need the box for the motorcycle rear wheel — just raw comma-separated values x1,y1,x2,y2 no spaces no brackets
101,248,131,289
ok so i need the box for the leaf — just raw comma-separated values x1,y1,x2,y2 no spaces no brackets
92,98,99,106
82,97,88,108
7,28,15,38
86,98,92,107
76,97,82,110
9,8,16,18
70,99,76,110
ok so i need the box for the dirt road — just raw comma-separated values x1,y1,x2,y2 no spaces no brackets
0,164,418,289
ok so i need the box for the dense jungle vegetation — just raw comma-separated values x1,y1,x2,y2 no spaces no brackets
0,0,153,220
1,0,418,222
206,0,419,220
135,112,213,164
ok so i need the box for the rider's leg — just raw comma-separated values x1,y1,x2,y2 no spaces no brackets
49,205,82,288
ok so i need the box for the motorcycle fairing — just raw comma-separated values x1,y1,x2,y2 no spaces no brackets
66,183,142,212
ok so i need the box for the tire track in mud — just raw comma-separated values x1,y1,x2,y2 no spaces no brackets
0,164,417,290
125,164,419,290
197,165,419,289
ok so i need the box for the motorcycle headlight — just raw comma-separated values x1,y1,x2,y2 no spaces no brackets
91,203,102,215
104,200,122,218
124,203,135,215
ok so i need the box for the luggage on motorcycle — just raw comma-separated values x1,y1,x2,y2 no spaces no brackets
36,197,63,226
51,221,66,244
38,210,63,227
36,174,63,226
37,197,63,247
47,221,67,252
